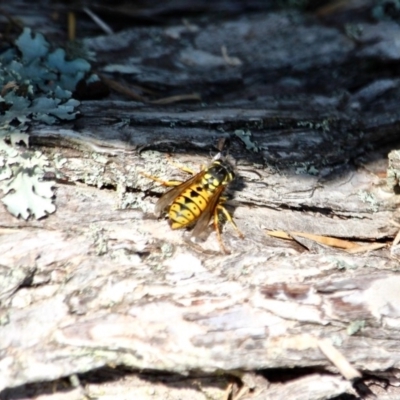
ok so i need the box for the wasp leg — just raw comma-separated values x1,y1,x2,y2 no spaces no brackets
165,154,208,174
217,205,244,239
213,206,228,254
165,154,197,175
140,172,182,187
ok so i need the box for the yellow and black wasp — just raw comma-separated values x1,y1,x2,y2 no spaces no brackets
142,152,244,253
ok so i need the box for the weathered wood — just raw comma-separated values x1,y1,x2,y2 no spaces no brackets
1,161,399,396
3,1,400,399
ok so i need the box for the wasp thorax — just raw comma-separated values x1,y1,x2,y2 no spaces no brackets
209,160,235,185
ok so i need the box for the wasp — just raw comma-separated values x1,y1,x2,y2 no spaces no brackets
142,153,244,253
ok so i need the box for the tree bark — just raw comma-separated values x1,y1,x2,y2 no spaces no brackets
2,1,400,399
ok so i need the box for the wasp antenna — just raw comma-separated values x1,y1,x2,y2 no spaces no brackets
213,152,224,161
216,136,231,153
216,137,226,152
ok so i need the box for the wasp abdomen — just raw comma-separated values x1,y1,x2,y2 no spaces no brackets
169,185,212,229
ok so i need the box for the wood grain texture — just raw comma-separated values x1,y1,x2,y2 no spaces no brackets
2,1,400,399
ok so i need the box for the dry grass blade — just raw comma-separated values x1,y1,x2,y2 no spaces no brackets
289,231,359,249
1,81,18,96
98,73,200,104
392,228,400,246
266,230,359,249
346,243,387,254
83,7,113,34
266,230,292,240
318,339,361,380
68,11,76,41
0,7,24,30
98,73,145,101
221,45,242,66
314,0,355,17
149,93,201,104
222,382,234,400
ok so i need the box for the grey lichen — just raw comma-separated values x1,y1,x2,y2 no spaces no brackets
233,130,261,152
347,320,366,336
0,149,56,219
0,28,94,219
357,190,379,213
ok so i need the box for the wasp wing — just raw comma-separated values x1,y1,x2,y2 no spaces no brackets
154,170,206,217
191,184,225,238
